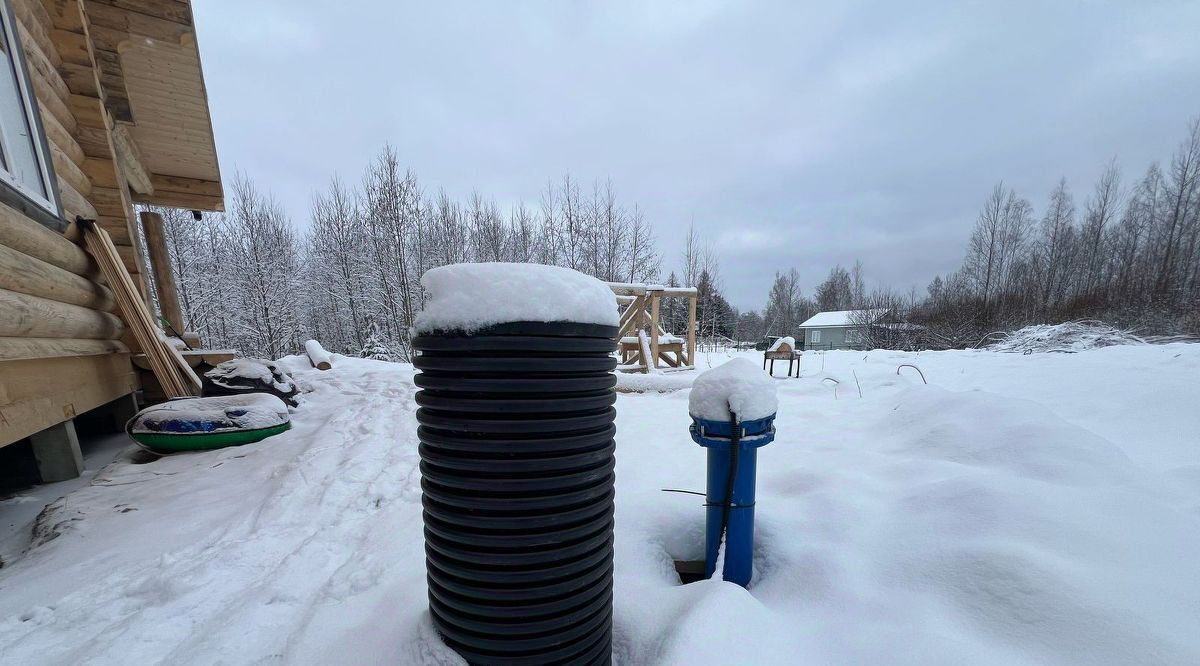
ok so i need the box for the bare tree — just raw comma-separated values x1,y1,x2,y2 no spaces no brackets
1037,178,1076,310
1077,160,1123,296
1156,118,1200,299
222,174,303,359
816,265,853,311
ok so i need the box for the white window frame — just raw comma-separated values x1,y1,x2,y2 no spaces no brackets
0,0,61,219
811,330,822,344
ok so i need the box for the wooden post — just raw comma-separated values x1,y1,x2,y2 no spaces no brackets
687,294,697,366
618,294,643,339
138,211,184,333
649,291,660,370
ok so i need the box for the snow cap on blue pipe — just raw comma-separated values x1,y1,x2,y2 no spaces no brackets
689,358,778,424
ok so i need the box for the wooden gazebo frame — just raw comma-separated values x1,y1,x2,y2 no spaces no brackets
608,282,697,373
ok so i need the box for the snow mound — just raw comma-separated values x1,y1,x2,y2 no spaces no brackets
130,394,289,433
4,348,1200,664
616,370,696,393
767,336,795,352
617,374,1200,664
989,320,1145,353
689,358,778,421
413,262,619,334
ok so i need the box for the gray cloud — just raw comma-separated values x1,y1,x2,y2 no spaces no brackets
193,0,1200,309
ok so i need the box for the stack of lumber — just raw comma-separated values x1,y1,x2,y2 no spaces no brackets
79,219,200,398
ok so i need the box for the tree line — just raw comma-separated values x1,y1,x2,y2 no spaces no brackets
917,116,1200,345
738,116,1200,348
154,116,1199,359
153,148,675,359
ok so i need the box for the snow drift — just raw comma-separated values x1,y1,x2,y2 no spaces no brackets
0,345,1198,665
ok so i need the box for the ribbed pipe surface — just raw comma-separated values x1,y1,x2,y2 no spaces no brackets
414,322,618,665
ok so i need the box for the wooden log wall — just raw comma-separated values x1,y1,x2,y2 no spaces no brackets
1,0,146,448
13,0,150,289
0,202,127,351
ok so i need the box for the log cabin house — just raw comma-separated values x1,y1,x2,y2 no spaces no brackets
0,0,222,482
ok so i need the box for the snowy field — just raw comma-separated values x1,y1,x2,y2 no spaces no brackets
1,344,1199,664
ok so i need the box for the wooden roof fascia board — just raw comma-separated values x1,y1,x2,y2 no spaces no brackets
145,173,220,196
131,188,222,212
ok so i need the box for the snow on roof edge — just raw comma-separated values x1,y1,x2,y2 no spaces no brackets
798,309,889,328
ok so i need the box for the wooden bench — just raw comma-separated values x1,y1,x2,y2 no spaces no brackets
619,335,686,369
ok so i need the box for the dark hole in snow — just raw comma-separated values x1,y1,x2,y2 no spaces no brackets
128,449,163,465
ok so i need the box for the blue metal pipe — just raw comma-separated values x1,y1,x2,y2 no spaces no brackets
690,415,775,587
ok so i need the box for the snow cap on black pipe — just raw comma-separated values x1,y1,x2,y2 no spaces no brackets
413,262,618,666
413,262,619,336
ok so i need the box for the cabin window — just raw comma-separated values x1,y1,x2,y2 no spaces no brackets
0,0,60,218
812,330,821,343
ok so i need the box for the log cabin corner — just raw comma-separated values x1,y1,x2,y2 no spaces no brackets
0,0,222,482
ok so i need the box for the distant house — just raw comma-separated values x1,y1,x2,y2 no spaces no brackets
798,309,890,350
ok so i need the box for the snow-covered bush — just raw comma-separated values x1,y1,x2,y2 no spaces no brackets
359,321,395,362
987,320,1146,353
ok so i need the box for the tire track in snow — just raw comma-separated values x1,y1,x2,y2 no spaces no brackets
155,364,422,663
0,361,423,665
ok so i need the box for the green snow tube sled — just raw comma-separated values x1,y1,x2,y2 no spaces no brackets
127,393,291,454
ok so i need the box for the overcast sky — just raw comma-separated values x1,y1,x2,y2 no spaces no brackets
192,1,1200,309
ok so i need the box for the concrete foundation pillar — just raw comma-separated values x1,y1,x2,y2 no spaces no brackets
29,420,84,483
108,392,140,432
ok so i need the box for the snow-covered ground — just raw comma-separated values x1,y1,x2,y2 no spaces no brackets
1,345,1198,665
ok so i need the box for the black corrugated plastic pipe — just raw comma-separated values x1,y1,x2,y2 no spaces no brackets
414,321,618,665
